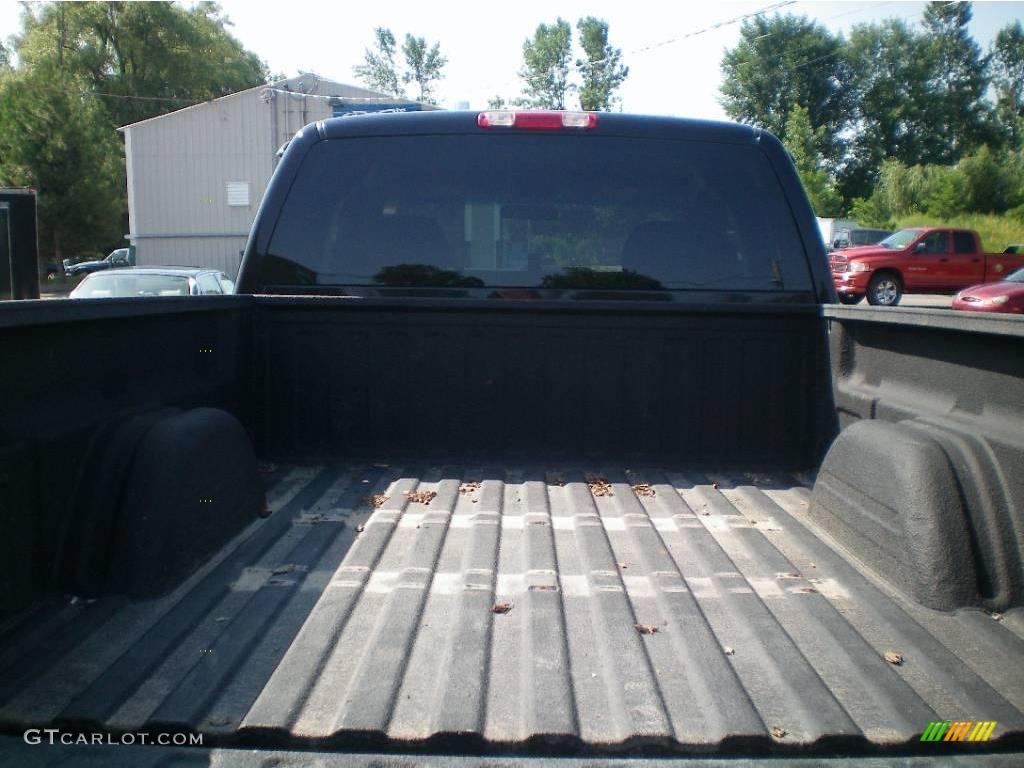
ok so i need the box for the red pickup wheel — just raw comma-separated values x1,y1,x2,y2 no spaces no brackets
866,271,902,306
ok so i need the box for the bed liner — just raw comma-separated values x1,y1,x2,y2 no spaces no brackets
1,462,1023,757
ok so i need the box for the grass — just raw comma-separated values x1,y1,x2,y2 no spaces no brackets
893,213,1024,253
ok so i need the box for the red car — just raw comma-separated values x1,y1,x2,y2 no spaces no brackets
952,267,1024,314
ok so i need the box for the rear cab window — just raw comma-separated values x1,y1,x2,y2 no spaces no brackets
254,129,816,301
953,231,976,254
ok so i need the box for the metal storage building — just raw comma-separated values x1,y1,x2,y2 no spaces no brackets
120,75,434,277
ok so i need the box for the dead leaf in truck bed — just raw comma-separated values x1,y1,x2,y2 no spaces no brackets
405,490,437,505
492,601,513,614
723,646,735,655
459,481,481,494
545,473,565,486
884,651,904,665
771,726,787,739
271,564,307,575
632,483,656,497
362,494,388,508
712,482,720,490
356,523,365,533
634,623,659,635
586,474,613,497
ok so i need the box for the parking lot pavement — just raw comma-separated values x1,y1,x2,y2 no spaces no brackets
898,294,955,309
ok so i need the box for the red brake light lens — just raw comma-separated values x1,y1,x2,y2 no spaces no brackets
477,111,598,130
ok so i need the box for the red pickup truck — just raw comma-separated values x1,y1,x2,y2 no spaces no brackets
831,226,1024,306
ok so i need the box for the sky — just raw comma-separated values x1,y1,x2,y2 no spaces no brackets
2,0,1023,120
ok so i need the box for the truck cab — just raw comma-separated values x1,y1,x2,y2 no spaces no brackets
63,247,135,277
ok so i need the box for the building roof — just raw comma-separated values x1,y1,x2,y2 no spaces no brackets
118,74,425,131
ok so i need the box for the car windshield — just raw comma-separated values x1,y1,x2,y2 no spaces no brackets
70,273,190,298
1006,268,1024,283
878,229,919,249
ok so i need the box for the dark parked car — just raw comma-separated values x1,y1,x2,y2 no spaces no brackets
63,248,133,277
952,266,1024,314
69,267,235,298
831,227,892,250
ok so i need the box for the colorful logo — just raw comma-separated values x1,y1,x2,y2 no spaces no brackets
921,721,997,742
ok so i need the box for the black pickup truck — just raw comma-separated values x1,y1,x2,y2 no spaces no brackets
1,111,1023,767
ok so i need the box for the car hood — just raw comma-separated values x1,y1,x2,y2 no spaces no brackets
837,245,894,259
959,281,1024,299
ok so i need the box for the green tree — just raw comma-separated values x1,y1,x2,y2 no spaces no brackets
783,104,843,216
354,27,404,97
720,15,852,165
354,28,448,103
918,1,991,162
401,34,447,104
992,21,1024,149
575,17,628,111
519,18,573,109
0,65,124,261
840,20,936,201
13,1,268,127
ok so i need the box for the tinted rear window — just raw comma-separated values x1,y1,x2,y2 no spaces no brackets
260,135,813,297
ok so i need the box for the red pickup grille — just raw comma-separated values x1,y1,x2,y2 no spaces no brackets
830,253,848,273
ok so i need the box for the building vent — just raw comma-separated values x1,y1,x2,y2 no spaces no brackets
226,182,250,207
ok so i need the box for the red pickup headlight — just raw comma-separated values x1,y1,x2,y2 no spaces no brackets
847,261,871,273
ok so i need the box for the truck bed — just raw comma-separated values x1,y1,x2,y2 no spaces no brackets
3,462,1023,757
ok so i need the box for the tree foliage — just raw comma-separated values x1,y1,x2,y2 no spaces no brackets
519,18,574,109
851,147,1024,226
992,21,1024,149
0,64,124,259
354,27,404,97
783,104,843,216
720,14,851,165
841,19,936,199
401,34,447,104
917,1,991,162
512,17,628,111
13,1,268,127
354,27,448,103
576,17,628,111
721,3,1012,213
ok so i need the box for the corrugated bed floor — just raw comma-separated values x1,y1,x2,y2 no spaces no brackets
2,463,1024,757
